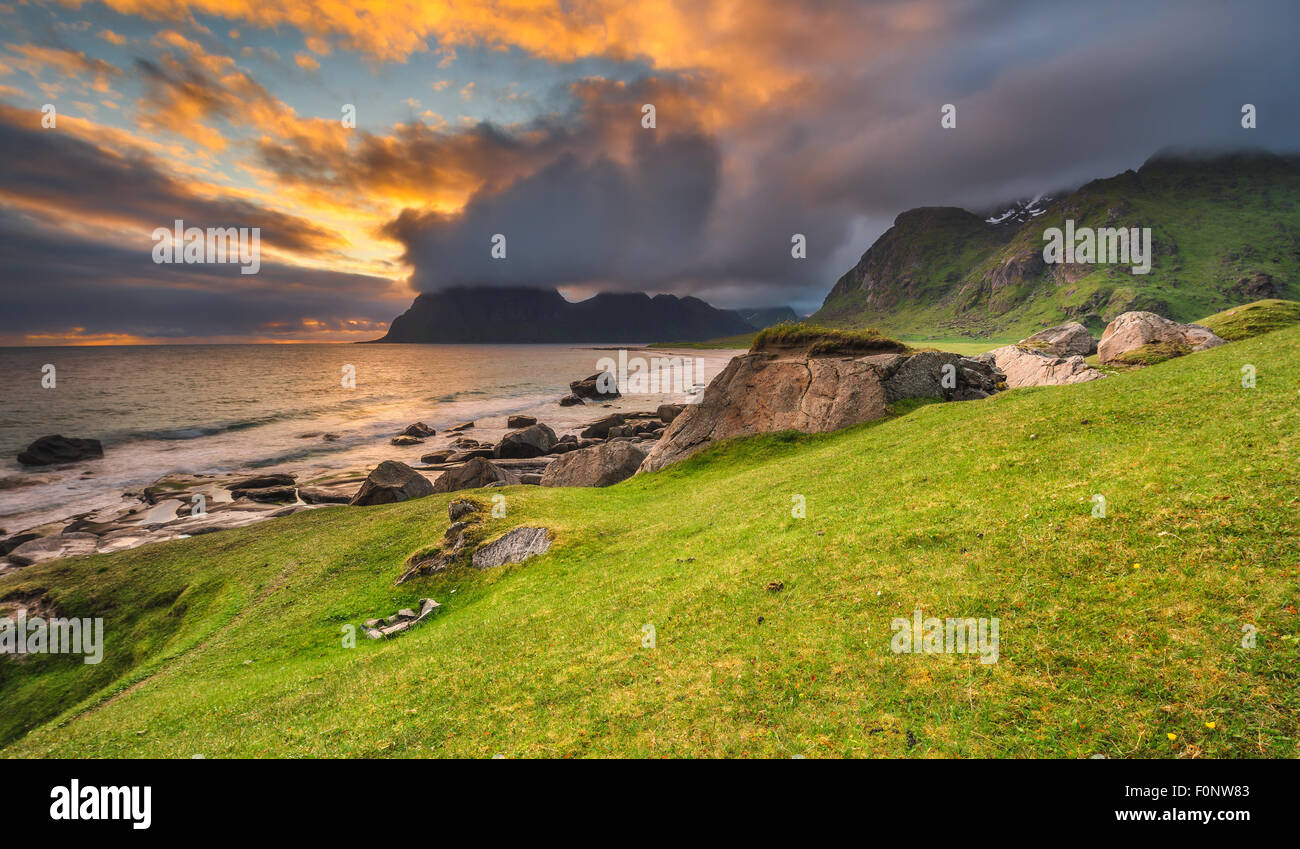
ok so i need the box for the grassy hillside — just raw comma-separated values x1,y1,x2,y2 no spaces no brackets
2,327,1298,758
814,152,1300,339
1198,298,1300,341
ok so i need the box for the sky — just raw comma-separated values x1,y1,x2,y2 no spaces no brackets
0,0,1297,345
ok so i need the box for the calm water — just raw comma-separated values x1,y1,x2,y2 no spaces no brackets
0,343,739,532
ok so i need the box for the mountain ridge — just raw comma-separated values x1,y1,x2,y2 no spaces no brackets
814,150,1300,337
372,286,754,343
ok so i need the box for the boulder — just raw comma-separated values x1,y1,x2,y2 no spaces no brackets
639,348,1004,472
507,415,537,428
640,354,889,471
1019,321,1097,357
400,422,436,438
558,394,585,406
298,485,354,504
569,372,621,401
446,448,496,462
431,457,521,493
656,403,686,423
17,435,103,466
230,485,298,503
540,441,648,488
447,421,475,432
349,461,436,506
1097,311,1227,364
7,532,100,566
419,450,455,464
494,423,558,459
471,526,551,570
390,435,425,446
224,473,296,491
580,414,625,439
985,346,1104,388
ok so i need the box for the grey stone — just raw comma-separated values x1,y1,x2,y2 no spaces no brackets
541,441,648,488
471,526,551,570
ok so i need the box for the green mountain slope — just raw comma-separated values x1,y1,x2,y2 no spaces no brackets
2,327,1298,758
814,151,1300,338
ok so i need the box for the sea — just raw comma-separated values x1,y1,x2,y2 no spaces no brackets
0,343,741,534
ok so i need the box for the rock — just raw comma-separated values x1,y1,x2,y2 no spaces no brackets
569,372,621,401
579,414,625,439
640,348,1006,471
322,433,342,441
1097,311,1227,364
656,404,686,423
298,485,354,504
986,345,1105,388
541,441,648,488
420,450,456,464
224,473,296,491
7,532,100,566
507,415,537,428
1018,321,1097,357
447,421,475,432
639,354,889,471
230,484,298,503
471,526,551,570
0,533,40,557
400,422,436,438
390,435,425,446
447,448,496,462
494,423,558,459
349,461,436,506
363,598,441,638
558,394,585,406
448,499,481,522
431,457,521,493
17,435,103,466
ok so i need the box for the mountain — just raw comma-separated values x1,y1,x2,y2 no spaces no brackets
813,150,1300,338
734,306,799,329
373,286,754,343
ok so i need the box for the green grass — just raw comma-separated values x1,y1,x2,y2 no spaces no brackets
751,322,907,355
2,327,1298,758
1198,299,1300,342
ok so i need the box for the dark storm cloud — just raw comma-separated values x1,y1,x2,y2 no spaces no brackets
378,0,1300,314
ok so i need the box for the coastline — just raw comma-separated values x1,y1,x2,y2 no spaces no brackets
1,346,745,570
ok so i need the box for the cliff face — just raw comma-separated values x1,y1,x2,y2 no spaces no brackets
375,286,754,343
813,151,1300,338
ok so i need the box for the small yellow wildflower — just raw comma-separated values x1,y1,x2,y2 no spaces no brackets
1166,732,1177,741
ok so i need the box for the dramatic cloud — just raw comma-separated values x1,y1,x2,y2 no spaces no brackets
0,0,1297,340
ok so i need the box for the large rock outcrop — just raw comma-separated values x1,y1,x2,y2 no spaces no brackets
639,348,998,472
1097,311,1227,364
984,346,1104,388
540,441,648,488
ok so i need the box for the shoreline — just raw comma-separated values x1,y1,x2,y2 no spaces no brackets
1,347,746,571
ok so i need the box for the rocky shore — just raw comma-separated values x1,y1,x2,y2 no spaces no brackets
0,310,1234,573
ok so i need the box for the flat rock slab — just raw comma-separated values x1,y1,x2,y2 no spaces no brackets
7,532,100,566
471,526,551,570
